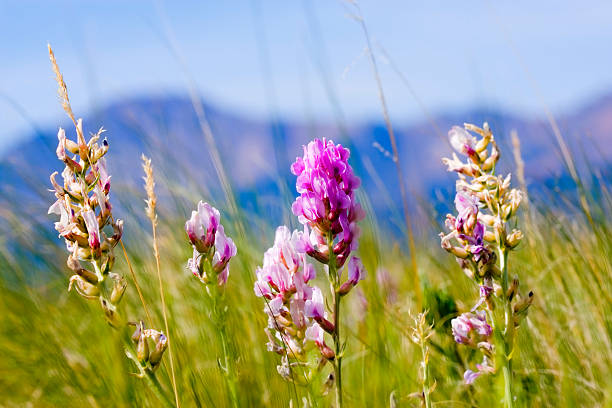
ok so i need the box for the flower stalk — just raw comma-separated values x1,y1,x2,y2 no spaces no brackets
126,347,174,408
47,45,171,406
288,138,366,406
440,123,534,403
184,201,238,407
499,247,514,408
327,232,343,408
209,269,239,408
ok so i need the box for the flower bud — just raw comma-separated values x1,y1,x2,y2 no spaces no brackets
137,332,149,364
477,341,494,358
65,138,79,155
506,276,519,301
131,321,145,342
507,189,522,219
67,255,98,284
319,343,335,360
475,134,491,154
481,145,499,172
68,275,100,299
185,201,219,253
110,273,127,305
506,229,523,249
339,257,366,295
494,220,505,246
100,298,122,328
149,333,168,368
76,119,88,160
513,291,534,316
100,252,115,275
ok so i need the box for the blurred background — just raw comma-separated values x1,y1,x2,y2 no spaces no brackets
1,2,612,407
1,0,611,235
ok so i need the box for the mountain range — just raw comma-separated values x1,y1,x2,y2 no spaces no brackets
1,92,610,233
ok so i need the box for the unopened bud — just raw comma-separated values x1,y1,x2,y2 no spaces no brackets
483,230,496,243
68,275,100,299
475,134,491,154
494,220,505,246
130,321,145,342
481,145,499,172
338,281,354,296
450,246,469,259
506,229,523,249
478,214,496,227
65,138,79,154
457,258,475,279
67,255,98,284
507,189,522,219
137,332,149,364
109,219,124,247
513,291,534,316
149,333,168,368
64,156,83,174
319,343,335,360
506,276,519,301
477,341,494,358
110,273,127,304
315,316,336,334
100,252,115,275
100,298,122,328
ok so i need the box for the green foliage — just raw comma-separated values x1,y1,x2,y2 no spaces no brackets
0,154,610,407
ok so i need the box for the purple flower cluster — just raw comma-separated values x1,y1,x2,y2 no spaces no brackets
463,357,495,385
291,138,365,268
451,311,495,384
254,227,334,360
451,311,492,346
440,191,493,266
185,201,237,285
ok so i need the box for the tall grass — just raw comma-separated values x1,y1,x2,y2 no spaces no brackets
0,34,611,408
0,138,610,406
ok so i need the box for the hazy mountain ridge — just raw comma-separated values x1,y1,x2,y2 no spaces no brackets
1,92,610,227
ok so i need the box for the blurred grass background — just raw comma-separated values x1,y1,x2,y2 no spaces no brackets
0,132,610,407
1,2,612,406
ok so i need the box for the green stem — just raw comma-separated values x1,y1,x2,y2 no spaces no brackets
421,343,431,408
327,233,343,408
333,288,342,408
498,248,514,408
210,284,239,408
145,369,175,408
126,349,174,408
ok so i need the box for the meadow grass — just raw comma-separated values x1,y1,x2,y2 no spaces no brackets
0,160,610,407
0,37,611,407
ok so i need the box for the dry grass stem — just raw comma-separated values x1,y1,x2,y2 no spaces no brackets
142,154,180,407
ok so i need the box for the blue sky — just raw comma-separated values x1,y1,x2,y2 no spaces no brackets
1,0,611,150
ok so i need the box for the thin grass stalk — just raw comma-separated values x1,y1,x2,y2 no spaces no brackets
152,3,245,237
142,155,180,407
422,347,432,408
349,4,422,309
484,0,593,225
